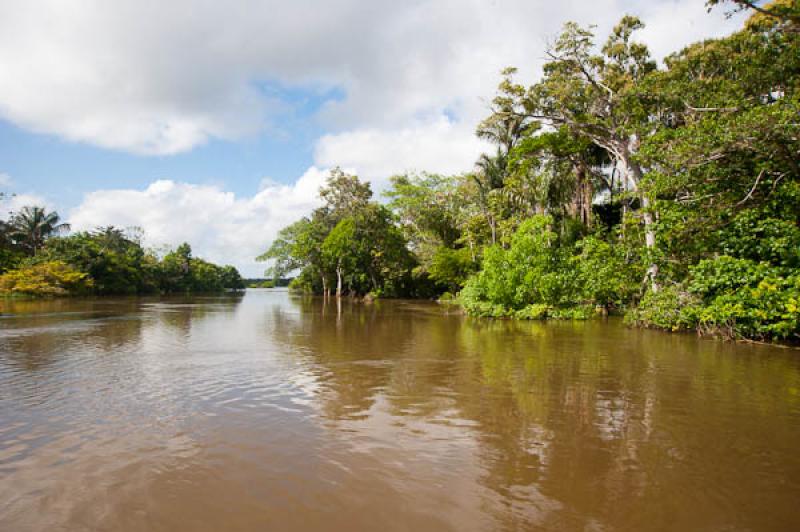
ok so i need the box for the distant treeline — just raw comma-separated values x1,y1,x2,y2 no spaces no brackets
261,2,800,342
0,206,245,296
245,278,293,288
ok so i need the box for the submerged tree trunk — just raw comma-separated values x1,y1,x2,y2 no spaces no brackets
336,263,343,298
370,273,378,293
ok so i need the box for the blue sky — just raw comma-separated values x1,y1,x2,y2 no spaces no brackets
0,0,745,276
0,84,340,204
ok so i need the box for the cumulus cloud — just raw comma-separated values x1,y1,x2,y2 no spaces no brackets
314,116,489,190
0,0,744,159
68,168,328,276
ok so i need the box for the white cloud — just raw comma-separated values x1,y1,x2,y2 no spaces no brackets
639,0,742,64
0,193,53,221
0,0,744,158
314,116,489,190
68,167,328,276
0,173,58,221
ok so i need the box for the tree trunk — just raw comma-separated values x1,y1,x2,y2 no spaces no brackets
581,164,592,228
336,263,343,298
572,162,593,228
624,156,659,293
640,194,659,292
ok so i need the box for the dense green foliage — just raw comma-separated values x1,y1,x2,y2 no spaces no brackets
157,243,245,294
259,169,417,297
460,216,571,317
628,257,800,340
0,214,244,296
262,2,799,342
458,217,639,319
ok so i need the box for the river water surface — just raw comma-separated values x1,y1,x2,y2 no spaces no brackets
1,289,799,531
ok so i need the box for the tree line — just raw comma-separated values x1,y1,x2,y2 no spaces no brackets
262,1,799,341
0,206,244,296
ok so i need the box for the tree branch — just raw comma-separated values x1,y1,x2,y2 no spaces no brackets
683,102,739,113
736,169,765,206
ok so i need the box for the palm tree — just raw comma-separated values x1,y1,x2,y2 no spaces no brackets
472,149,509,244
9,206,70,254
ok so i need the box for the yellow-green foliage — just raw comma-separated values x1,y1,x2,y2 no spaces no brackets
0,260,93,296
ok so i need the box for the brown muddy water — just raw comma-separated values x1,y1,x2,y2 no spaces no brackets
1,289,799,531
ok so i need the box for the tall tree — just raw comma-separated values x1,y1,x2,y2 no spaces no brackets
260,168,415,297
525,16,659,289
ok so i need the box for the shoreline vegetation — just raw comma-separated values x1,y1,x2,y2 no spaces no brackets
0,208,245,297
261,2,800,344
2,2,798,344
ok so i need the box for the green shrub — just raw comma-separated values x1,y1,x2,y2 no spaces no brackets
695,277,799,340
460,215,574,313
687,256,778,298
573,236,642,308
428,246,477,293
459,217,634,321
626,285,700,331
513,304,551,320
717,208,800,268
629,256,800,341
549,305,595,320
688,257,799,340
